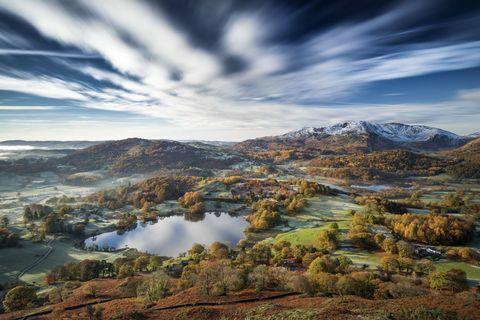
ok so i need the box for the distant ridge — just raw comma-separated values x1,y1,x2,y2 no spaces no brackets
234,121,471,154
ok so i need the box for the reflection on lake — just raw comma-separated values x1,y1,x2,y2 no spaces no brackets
84,212,249,257
350,184,391,191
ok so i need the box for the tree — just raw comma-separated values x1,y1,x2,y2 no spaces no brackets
209,241,229,259
117,265,134,279
315,229,338,251
397,257,414,273
308,272,338,295
386,213,474,245
44,272,56,285
178,191,204,215
78,260,101,281
381,237,398,254
308,256,332,274
134,255,150,272
428,269,467,292
247,200,281,230
148,256,165,271
336,272,376,298
379,256,399,274
3,286,37,312
415,259,435,275
249,243,272,265
396,240,414,258
248,265,270,290
195,261,242,296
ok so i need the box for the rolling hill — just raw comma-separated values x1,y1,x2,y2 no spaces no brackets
60,138,245,175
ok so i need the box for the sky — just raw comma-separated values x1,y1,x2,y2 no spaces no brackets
0,0,479,141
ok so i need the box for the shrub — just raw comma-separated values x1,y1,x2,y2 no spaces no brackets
137,272,171,304
118,265,135,279
335,272,376,298
395,307,458,320
86,303,103,320
188,243,205,256
396,240,414,258
248,265,290,291
83,284,97,297
64,281,81,290
308,255,352,275
308,272,338,296
117,277,142,297
428,269,467,292
375,281,428,299
194,261,243,296
47,288,63,304
289,275,313,295
209,241,229,259
3,285,37,312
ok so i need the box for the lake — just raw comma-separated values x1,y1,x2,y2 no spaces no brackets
84,212,249,256
350,184,391,191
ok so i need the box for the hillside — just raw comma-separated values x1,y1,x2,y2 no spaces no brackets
60,138,245,175
233,121,470,154
3,277,479,320
307,149,451,182
447,137,480,160
445,137,480,179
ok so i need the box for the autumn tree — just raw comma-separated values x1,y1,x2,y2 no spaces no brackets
3,286,37,312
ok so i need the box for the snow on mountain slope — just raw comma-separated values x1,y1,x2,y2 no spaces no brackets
283,121,466,143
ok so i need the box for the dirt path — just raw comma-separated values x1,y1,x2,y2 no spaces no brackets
16,238,54,285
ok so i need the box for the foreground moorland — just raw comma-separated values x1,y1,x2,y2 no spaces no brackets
0,121,479,319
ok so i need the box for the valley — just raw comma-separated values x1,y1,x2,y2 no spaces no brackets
0,121,479,319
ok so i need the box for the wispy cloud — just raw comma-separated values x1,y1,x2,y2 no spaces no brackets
0,49,98,59
0,0,479,139
0,105,56,110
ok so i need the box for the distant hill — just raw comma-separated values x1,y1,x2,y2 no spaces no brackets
234,121,470,154
444,137,480,179
450,136,480,158
60,138,245,175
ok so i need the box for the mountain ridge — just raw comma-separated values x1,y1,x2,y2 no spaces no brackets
234,121,471,154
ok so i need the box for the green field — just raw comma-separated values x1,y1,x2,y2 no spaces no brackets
0,237,124,286
273,194,359,246
274,226,331,246
434,261,480,284
335,249,381,268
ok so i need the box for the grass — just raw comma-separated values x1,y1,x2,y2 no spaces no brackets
274,226,330,246
0,237,124,286
335,249,381,268
301,195,361,220
245,304,319,320
434,261,480,283
273,194,358,245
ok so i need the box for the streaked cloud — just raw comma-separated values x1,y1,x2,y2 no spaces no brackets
0,0,479,140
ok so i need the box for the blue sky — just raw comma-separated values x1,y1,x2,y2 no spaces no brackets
0,0,479,141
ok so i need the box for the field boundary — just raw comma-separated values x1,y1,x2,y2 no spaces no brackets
16,238,54,285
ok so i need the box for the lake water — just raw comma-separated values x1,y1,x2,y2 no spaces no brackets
350,184,391,191
84,212,249,257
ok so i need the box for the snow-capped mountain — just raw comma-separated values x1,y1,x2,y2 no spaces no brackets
234,121,471,154
283,121,465,143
